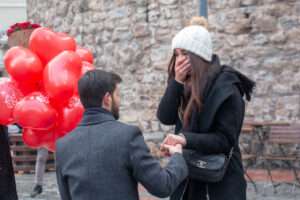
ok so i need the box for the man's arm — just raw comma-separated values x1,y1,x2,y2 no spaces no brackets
128,128,188,198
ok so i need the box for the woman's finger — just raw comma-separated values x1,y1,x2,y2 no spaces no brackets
176,57,188,65
176,59,189,71
177,59,189,69
178,64,191,75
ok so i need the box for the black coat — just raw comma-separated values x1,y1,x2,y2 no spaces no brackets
0,126,18,200
157,56,255,200
56,107,188,200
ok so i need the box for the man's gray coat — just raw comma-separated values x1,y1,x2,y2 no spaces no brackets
56,108,188,200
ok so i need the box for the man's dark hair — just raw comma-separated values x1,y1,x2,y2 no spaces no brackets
78,69,122,108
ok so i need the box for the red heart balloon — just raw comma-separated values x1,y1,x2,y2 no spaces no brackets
44,51,82,106
76,47,94,64
13,92,57,130
29,27,76,64
55,96,84,137
4,46,43,85
44,140,56,152
11,79,42,96
74,61,96,95
81,61,95,76
0,78,23,125
22,128,54,149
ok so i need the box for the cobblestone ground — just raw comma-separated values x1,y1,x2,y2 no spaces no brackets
16,172,300,200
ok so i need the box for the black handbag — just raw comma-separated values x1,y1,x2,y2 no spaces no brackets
183,148,234,183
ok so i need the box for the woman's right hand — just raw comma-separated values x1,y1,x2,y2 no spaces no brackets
175,56,191,84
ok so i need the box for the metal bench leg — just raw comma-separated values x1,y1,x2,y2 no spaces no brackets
256,127,278,193
245,171,258,193
278,144,300,187
265,161,278,193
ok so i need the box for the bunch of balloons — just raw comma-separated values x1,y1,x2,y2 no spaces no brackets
0,27,95,151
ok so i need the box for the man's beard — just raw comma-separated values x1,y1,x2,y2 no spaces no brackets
111,98,120,120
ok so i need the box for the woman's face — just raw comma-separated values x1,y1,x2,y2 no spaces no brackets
174,48,188,63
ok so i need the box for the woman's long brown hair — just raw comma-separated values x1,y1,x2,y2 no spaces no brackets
168,52,211,129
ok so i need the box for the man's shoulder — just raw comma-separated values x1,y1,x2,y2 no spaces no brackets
56,122,142,150
112,121,142,138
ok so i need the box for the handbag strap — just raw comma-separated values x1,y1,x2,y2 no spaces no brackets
228,147,234,159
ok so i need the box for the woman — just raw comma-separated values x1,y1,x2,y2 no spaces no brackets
157,17,255,200
0,125,18,200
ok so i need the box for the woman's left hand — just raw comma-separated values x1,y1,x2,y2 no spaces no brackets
160,134,187,149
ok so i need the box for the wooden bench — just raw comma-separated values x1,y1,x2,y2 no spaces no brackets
9,134,55,174
240,121,292,161
239,121,293,192
259,124,300,190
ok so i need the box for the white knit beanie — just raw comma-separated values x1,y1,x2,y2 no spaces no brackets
172,25,213,62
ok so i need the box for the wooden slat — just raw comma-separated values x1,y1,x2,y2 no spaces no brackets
268,139,300,144
262,155,300,161
241,126,254,134
12,155,37,162
268,125,300,143
270,130,300,134
242,154,256,160
269,134,300,138
9,136,23,143
10,145,36,152
12,154,55,161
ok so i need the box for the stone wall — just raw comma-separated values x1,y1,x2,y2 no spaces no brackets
26,0,300,140
209,0,300,122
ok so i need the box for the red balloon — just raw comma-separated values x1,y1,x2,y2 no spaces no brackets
4,46,43,84
73,61,95,95
44,140,56,152
44,51,82,106
55,96,84,137
22,128,54,149
76,47,94,64
0,78,23,125
81,61,95,76
11,78,42,96
13,92,57,130
29,27,76,64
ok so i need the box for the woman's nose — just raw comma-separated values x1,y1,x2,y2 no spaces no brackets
177,54,186,62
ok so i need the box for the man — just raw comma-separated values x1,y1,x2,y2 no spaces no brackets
55,70,188,200
0,125,18,200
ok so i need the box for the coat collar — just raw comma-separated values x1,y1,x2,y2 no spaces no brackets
79,107,116,126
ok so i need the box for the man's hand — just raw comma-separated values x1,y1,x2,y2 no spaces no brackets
161,134,187,147
160,144,183,155
160,134,187,156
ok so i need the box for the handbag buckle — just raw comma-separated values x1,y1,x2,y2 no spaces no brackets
196,160,207,168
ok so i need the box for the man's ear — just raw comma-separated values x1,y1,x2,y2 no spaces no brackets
102,92,111,108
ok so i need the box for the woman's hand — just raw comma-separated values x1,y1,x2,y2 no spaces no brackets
160,134,187,156
174,57,191,84
162,134,187,146
160,143,183,156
